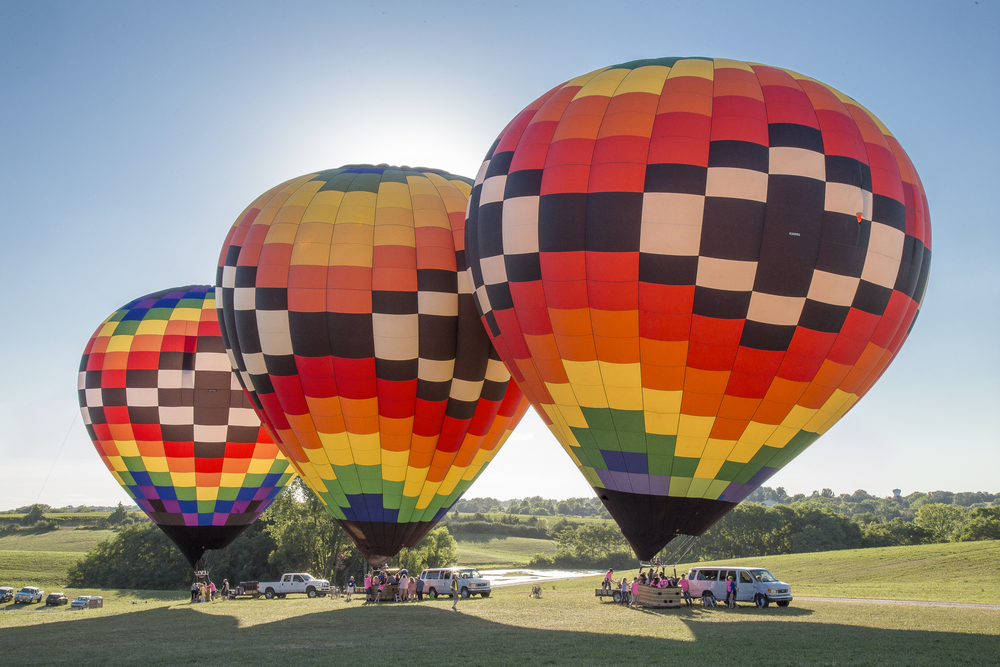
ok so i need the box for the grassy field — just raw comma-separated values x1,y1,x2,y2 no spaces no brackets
0,527,117,553
454,533,558,567
0,582,996,666
680,541,1000,603
0,551,85,588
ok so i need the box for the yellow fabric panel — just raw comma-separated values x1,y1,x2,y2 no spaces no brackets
675,435,708,459
765,425,798,449
564,67,609,89
285,179,325,207
668,58,714,80
668,477,692,497
115,440,139,457
301,189,345,223
336,191,378,225
572,67,631,100
713,58,755,72
644,411,680,436
727,440,763,463
105,335,133,353
679,414,715,437
702,438,736,460
545,382,579,407
170,472,195,487
740,421,779,445
135,320,168,336
196,486,218,501
375,182,414,209
613,65,671,96
642,388,683,414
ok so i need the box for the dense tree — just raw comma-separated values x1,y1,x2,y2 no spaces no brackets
915,503,968,542
21,504,47,526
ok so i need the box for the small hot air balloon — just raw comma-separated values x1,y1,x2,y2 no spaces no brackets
465,57,930,559
79,285,295,568
216,164,528,566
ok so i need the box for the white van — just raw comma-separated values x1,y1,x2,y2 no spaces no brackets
686,566,792,607
418,567,492,599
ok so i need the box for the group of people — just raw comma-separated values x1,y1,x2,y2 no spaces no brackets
602,567,768,609
353,569,425,605
190,578,229,603
347,569,463,611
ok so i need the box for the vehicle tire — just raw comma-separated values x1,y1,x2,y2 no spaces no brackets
761,596,770,608
264,588,275,599
612,590,622,603
481,592,491,598
307,587,317,598
460,587,470,599
777,600,790,607
428,588,437,599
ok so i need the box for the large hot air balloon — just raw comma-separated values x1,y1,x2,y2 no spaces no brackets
216,164,528,566
465,57,930,559
78,285,295,568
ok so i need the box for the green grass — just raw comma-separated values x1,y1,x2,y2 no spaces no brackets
454,533,559,566
681,540,1000,603
0,527,117,553
0,550,86,588
0,584,995,666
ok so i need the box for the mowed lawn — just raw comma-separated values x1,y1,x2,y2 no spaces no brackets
454,533,558,566
0,583,997,667
0,527,116,553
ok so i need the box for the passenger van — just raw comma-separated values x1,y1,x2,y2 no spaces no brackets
686,566,792,607
418,567,492,598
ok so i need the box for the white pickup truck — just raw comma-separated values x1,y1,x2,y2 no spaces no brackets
258,573,331,599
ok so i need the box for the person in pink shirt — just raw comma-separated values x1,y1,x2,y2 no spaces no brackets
680,574,692,606
363,573,373,604
408,574,417,601
630,577,639,609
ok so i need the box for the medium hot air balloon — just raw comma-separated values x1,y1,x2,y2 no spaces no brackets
78,285,295,567
465,57,930,559
216,164,528,566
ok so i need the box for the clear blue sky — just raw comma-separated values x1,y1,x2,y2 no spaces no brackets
1,0,996,509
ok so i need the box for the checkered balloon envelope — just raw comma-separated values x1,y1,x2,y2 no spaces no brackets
216,165,529,567
464,57,931,560
78,285,295,567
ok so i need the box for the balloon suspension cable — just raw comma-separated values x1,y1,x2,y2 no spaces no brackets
657,534,698,574
15,411,79,550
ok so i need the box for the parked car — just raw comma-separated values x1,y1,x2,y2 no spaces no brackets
0,587,14,603
258,573,331,599
418,567,492,599
685,566,792,607
14,587,44,604
70,596,92,610
46,592,69,606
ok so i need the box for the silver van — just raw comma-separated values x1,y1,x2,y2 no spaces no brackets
418,567,492,599
686,566,792,607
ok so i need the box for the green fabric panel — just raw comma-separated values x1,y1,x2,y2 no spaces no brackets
397,494,419,523
715,460,744,482
143,308,173,321
112,320,140,335
687,478,713,498
216,487,240,501
356,465,382,481
617,431,647,453
706,479,731,500
569,427,597,448
591,429,620,449
610,409,645,433
648,454,673,476
148,472,173,486
668,477,692,497
175,298,204,309
122,458,145,472
332,465,360,482
381,481,404,509
347,172,382,193
379,169,408,184
318,172,356,192
580,407,615,430
197,500,215,513
645,433,676,457
337,477,363,496
671,457,699,477
175,486,197,501
359,477,383,495
241,473,265,488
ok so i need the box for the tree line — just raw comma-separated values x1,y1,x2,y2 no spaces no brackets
68,478,459,590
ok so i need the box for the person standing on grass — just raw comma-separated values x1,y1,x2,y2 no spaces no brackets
630,577,639,609
680,575,692,606
754,575,766,608
619,577,629,606
726,576,737,608
408,573,417,601
345,576,355,602
191,581,198,603
415,574,424,601
451,573,460,611
363,572,372,604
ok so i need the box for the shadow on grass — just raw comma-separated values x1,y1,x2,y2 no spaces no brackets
1,598,997,667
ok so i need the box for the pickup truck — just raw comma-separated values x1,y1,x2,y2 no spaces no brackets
14,587,44,604
258,573,331,599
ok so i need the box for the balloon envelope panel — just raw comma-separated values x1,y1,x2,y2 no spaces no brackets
216,165,529,565
465,58,930,559
78,286,295,566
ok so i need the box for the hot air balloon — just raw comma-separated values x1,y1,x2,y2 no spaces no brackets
78,285,296,568
216,164,529,566
465,57,930,559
